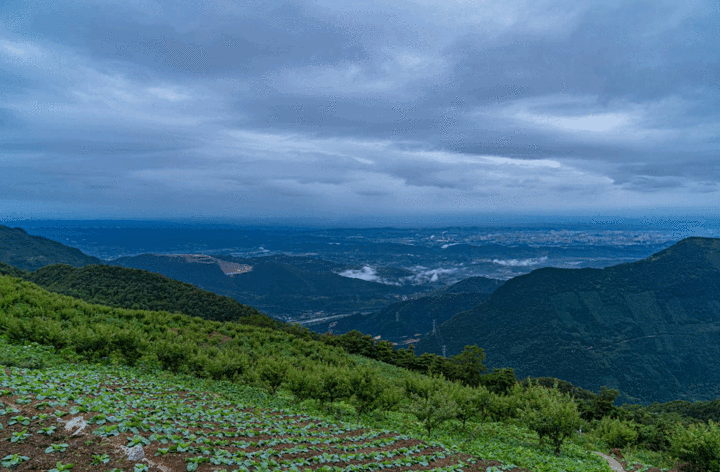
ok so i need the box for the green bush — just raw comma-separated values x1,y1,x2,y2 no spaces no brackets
521,384,581,455
404,374,458,435
593,416,639,448
257,357,290,395
670,420,720,472
349,367,385,420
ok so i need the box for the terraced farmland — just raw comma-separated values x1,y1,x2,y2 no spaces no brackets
0,347,525,472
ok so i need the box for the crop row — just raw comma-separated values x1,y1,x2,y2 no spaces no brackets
2,361,484,472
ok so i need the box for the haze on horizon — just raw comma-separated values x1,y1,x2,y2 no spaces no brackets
1,0,719,226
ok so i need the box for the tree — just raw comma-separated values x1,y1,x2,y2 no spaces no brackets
404,374,458,435
316,365,351,406
521,384,581,455
479,367,517,395
257,357,290,395
452,344,487,387
670,420,720,472
449,384,489,430
287,367,319,403
349,367,385,420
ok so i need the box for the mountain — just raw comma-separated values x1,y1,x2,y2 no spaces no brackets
442,276,505,294
112,253,426,319
22,263,276,326
416,237,720,404
0,224,102,270
307,292,492,344
307,276,504,343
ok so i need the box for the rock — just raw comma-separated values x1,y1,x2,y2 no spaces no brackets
126,445,145,461
63,416,88,436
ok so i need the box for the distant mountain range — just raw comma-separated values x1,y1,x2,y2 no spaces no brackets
307,276,504,344
416,237,720,404
0,224,102,270
112,253,429,319
7,221,720,403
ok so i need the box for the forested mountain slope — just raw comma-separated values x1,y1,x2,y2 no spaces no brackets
307,278,502,343
0,224,102,270
113,253,425,318
19,263,277,326
417,237,720,404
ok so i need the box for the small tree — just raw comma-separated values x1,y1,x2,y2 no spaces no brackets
521,384,581,455
479,368,517,395
670,420,720,472
349,367,384,420
257,357,289,395
286,367,318,403
404,374,458,435
316,365,351,406
581,386,620,421
594,416,638,449
450,384,494,428
452,344,488,387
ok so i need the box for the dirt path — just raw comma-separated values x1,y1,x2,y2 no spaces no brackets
594,451,626,472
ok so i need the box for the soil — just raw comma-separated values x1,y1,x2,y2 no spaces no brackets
0,370,530,472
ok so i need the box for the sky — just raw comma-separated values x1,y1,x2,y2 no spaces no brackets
1,0,720,225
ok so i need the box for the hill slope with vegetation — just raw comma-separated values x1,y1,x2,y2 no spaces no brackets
5,274,716,472
0,224,102,271
416,237,720,404
13,262,279,327
308,292,493,344
112,253,427,319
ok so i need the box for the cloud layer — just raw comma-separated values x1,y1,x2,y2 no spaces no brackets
1,0,719,223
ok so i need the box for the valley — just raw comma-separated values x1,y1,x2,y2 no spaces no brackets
2,220,720,471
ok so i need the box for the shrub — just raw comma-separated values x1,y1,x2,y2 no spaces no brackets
670,420,720,472
257,357,290,395
594,416,639,448
404,374,458,435
521,384,581,455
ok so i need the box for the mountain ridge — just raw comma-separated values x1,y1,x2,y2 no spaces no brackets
416,237,720,404
0,224,103,270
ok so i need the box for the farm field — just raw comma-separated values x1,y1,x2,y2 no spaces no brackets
1,342,523,472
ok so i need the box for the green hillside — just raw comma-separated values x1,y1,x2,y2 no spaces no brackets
309,292,491,344
443,276,505,294
0,224,102,270
416,237,720,404
22,263,279,327
2,274,708,472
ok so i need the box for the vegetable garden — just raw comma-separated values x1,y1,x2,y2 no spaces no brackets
1,349,524,472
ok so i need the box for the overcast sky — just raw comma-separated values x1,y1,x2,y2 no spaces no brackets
1,0,719,225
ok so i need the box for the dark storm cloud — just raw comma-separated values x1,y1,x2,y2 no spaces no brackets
1,0,719,221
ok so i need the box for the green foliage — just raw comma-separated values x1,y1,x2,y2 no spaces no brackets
646,398,720,424
593,416,639,448
49,461,74,472
581,387,620,421
286,367,319,403
26,263,275,326
521,384,581,455
0,225,102,271
349,367,385,420
316,365,351,406
670,420,720,472
2,454,30,467
451,344,487,387
404,374,458,435
479,368,517,395
414,237,720,405
257,356,290,395
449,383,492,429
